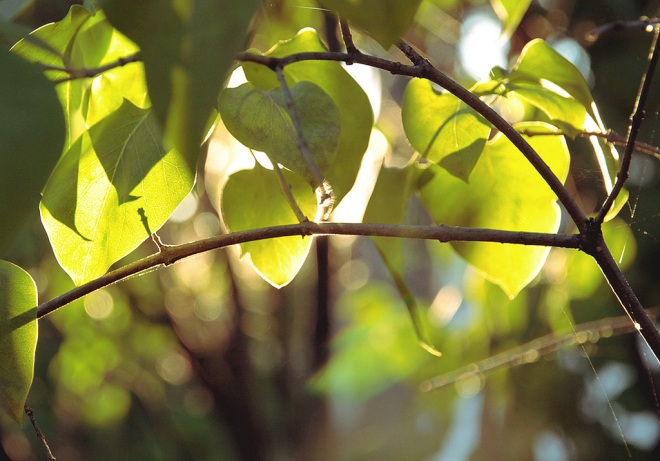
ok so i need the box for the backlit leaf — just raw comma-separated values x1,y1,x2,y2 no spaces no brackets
0,48,64,252
0,260,37,423
41,100,193,285
510,39,593,115
242,28,373,201
221,163,317,287
506,81,587,136
419,122,570,298
490,0,532,38
317,0,423,49
102,0,261,168
219,81,341,185
11,5,147,149
402,78,490,181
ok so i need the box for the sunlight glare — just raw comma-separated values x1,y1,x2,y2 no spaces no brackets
457,11,509,81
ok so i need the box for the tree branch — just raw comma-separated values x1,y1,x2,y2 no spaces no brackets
596,26,660,223
421,310,656,392
40,51,142,83
237,44,589,233
519,128,660,160
36,222,580,319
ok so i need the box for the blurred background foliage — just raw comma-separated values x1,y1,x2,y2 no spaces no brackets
2,0,660,460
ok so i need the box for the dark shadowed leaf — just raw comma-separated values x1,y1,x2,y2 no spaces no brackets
242,28,373,201
219,80,341,185
0,48,64,252
102,0,261,168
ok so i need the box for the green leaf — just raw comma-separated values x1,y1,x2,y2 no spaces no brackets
0,48,65,252
506,81,587,136
101,0,261,168
402,78,490,181
490,0,532,38
510,39,593,115
221,163,317,287
0,260,38,423
219,81,341,185
419,122,570,298
11,5,147,149
41,100,193,285
363,165,442,356
242,28,373,201
317,0,422,49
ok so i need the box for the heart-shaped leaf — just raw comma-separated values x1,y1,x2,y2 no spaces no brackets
402,78,490,182
219,81,341,185
0,260,38,423
419,122,570,298
241,28,373,201
221,163,317,287
41,100,193,285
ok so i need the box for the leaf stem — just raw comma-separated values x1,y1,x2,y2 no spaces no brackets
268,153,309,223
36,222,580,318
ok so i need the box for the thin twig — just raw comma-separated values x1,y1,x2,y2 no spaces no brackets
268,154,309,223
41,52,142,84
35,222,581,319
519,128,660,160
24,406,56,461
274,66,335,220
421,310,656,392
597,26,660,223
275,67,325,189
588,17,660,42
339,18,360,54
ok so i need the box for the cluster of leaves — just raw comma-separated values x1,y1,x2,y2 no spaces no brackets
0,0,638,439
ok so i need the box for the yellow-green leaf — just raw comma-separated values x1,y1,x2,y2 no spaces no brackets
41,100,193,285
402,78,490,181
0,260,38,423
490,0,532,38
419,122,570,298
221,164,317,288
